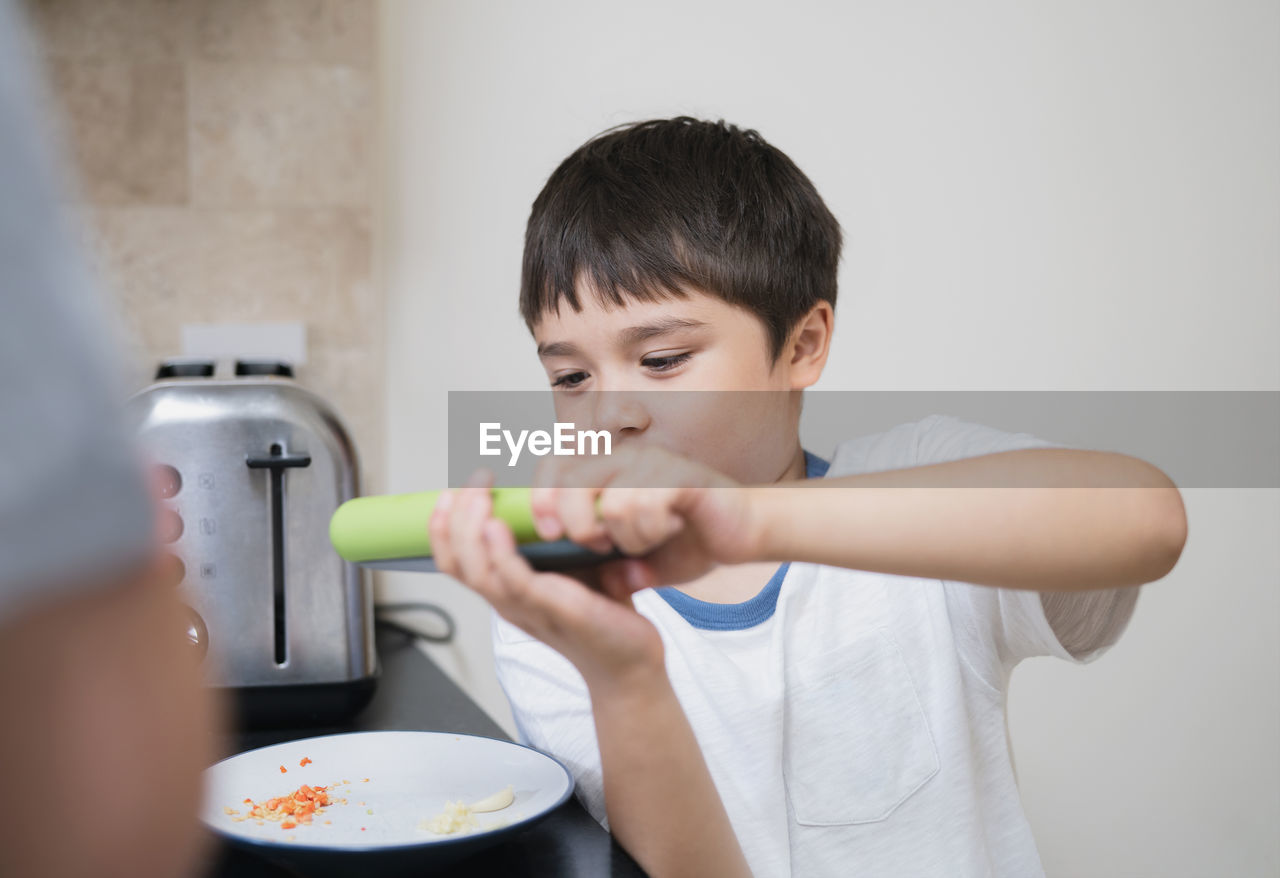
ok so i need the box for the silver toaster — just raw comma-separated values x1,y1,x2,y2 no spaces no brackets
128,359,377,727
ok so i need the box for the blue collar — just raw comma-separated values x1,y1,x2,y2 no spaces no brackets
654,450,830,631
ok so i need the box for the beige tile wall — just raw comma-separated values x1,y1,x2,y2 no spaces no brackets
23,0,385,492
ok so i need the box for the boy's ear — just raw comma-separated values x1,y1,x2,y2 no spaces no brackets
785,301,833,389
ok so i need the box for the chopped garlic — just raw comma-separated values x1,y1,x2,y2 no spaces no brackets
419,786,516,836
420,800,480,835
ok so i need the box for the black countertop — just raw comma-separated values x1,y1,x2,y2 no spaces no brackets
201,628,646,878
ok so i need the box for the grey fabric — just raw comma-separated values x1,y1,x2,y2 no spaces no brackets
0,0,153,621
1041,586,1141,661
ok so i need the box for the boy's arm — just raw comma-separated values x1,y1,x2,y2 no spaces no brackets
528,442,1185,596
432,472,753,878
748,448,1187,592
588,663,753,878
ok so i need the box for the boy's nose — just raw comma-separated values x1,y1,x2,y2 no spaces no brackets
590,390,651,438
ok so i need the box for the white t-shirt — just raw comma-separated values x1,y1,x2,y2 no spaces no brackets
492,414,1141,877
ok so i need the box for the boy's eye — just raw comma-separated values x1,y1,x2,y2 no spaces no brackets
552,371,588,389
642,353,692,373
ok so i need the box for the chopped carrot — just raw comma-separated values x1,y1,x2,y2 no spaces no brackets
299,757,312,767
281,821,297,830
279,765,287,773
237,782,334,827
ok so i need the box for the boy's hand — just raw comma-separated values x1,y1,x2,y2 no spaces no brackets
429,468,665,688
529,443,760,590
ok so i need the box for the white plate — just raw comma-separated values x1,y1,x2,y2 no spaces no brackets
202,731,574,870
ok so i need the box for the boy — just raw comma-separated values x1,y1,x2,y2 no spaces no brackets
429,117,1186,877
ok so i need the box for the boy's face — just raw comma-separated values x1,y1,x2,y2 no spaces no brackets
531,287,819,483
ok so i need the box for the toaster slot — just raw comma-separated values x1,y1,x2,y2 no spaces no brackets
246,443,312,666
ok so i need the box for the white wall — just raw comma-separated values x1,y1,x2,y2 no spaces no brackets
377,2,1279,875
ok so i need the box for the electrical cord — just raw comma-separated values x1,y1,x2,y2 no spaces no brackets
374,601,457,644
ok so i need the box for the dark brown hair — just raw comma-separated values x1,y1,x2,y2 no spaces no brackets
520,117,842,362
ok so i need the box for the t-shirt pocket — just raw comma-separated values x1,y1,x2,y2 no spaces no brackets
783,626,940,826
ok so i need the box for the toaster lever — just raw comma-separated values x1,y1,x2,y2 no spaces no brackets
246,446,312,665
245,452,312,470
